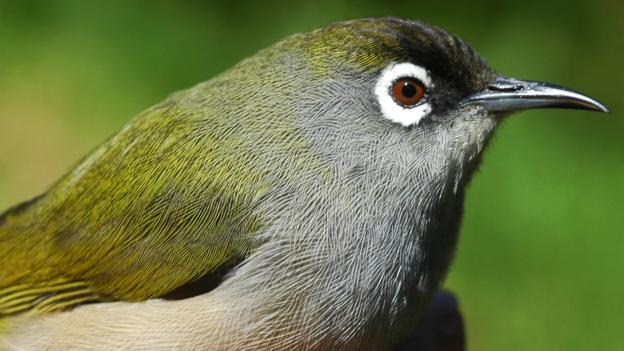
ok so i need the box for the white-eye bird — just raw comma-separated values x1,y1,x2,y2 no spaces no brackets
0,17,608,350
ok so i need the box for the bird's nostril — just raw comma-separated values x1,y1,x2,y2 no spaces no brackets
488,83,523,92
487,77,526,92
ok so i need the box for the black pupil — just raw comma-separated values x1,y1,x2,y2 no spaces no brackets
401,81,417,98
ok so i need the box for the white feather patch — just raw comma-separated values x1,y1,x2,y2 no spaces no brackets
374,62,433,126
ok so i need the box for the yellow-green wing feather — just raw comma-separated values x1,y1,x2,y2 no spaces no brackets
0,97,268,317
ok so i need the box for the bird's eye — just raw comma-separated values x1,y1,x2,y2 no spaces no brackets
375,62,433,127
391,78,426,107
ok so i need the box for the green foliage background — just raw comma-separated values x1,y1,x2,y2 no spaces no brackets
0,1,622,349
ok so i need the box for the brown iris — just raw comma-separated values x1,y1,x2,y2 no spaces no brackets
391,78,425,107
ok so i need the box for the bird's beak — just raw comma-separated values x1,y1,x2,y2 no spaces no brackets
462,76,609,113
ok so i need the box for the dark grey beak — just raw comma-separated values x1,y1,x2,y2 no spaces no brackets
463,77,609,113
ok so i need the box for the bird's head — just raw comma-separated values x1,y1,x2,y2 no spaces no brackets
258,17,608,184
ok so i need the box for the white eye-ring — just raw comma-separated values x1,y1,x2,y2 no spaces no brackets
374,62,433,126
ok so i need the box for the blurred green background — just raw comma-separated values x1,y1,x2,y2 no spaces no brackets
0,0,622,349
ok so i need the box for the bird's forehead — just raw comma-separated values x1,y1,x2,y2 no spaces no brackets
287,18,495,93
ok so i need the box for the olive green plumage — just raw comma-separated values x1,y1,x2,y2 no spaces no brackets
0,96,262,313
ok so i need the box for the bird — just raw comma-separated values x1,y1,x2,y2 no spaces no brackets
0,17,608,350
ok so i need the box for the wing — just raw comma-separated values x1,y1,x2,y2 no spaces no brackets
0,98,268,317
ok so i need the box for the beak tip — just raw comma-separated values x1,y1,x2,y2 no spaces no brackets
597,104,610,114
583,99,610,113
